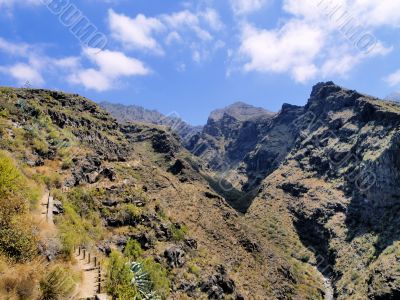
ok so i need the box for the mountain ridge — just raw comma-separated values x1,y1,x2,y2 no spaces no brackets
1,82,400,299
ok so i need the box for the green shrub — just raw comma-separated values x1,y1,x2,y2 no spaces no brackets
117,204,142,225
39,266,76,300
61,158,73,170
170,224,188,241
0,151,25,198
0,216,37,262
0,151,38,262
42,173,62,189
107,251,137,299
0,109,9,117
188,264,201,276
141,258,170,299
124,239,143,261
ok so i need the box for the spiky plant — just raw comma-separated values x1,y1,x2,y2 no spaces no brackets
130,262,161,300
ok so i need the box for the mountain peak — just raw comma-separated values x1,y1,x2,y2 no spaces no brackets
209,101,274,122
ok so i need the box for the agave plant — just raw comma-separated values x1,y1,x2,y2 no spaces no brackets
130,262,161,300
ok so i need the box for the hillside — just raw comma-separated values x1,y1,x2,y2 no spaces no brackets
1,82,400,299
99,101,202,144
0,87,325,299
191,82,400,299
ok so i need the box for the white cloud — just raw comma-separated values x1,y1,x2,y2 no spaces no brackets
83,48,149,77
69,48,150,92
230,0,268,15
200,8,224,31
3,63,44,85
69,68,112,92
0,0,41,6
108,8,224,62
108,9,165,54
351,0,400,28
0,37,30,56
239,21,324,82
284,0,400,29
165,31,182,45
236,0,393,82
161,10,214,41
0,37,81,87
385,70,400,87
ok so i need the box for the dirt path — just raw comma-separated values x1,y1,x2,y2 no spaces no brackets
37,191,105,299
36,191,57,239
74,248,100,299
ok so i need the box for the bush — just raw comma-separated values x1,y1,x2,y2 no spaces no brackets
124,239,143,261
107,251,137,299
141,258,170,299
58,201,104,258
61,158,73,170
39,266,76,300
0,151,38,262
170,224,188,242
0,151,25,198
0,216,37,262
32,138,49,155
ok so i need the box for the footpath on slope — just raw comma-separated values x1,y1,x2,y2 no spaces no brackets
38,191,108,299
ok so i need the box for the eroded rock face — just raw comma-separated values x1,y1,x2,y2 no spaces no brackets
201,265,236,299
186,101,303,212
65,155,117,186
247,82,400,299
164,247,186,268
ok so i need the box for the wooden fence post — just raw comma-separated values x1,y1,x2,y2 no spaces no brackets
98,268,101,293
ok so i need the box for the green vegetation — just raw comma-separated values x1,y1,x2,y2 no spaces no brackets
107,250,170,300
124,239,143,261
141,258,170,299
170,224,188,241
39,266,77,300
58,200,104,257
107,251,137,299
0,151,38,262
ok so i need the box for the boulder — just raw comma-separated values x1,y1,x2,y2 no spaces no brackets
164,247,186,268
52,200,64,215
201,265,236,299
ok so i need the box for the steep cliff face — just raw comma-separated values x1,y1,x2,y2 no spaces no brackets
246,82,400,299
186,102,275,169
186,101,304,212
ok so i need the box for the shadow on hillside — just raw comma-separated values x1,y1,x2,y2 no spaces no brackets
345,192,400,258
201,174,261,213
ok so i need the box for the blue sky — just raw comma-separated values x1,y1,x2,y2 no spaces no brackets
0,0,400,125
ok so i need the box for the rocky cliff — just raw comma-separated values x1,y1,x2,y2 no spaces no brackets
99,101,202,143
184,82,400,299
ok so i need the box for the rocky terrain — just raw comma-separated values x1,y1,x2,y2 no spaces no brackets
100,101,202,143
1,82,400,299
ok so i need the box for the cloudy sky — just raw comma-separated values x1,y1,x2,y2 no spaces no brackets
0,0,399,124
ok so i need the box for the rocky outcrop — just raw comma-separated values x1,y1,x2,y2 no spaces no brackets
100,101,202,142
164,247,186,268
200,265,237,299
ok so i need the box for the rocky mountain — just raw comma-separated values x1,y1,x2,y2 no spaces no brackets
186,101,302,212
193,82,400,299
1,82,400,299
100,101,202,142
0,87,326,299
